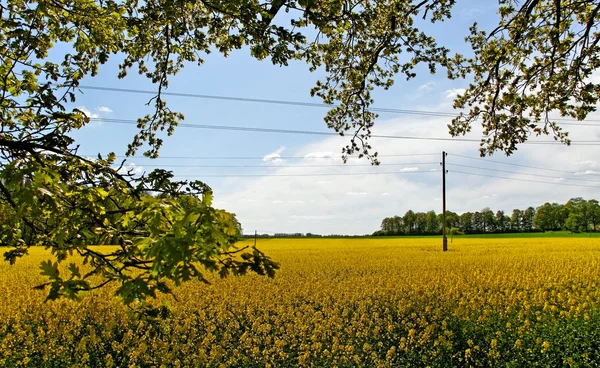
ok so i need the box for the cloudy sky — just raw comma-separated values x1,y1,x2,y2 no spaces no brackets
69,0,600,235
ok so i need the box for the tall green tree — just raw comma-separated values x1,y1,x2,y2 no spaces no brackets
425,210,440,234
588,200,600,231
402,210,416,234
495,210,508,232
534,203,555,231
523,207,536,232
510,209,523,232
481,208,495,233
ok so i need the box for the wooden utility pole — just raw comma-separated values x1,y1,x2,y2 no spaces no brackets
254,230,257,247
442,151,448,252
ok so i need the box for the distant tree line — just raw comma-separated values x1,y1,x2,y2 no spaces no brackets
373,198,600,236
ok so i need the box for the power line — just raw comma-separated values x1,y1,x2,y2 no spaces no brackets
125,162,440,168
449,153,600,176
79,85,600,126
169,170,439,178
91,118,600,145
86,153,440,160
446,163,600,183
450,170,600,189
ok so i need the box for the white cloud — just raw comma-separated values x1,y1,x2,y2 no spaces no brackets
304,151,343,160
575,160,597,168
317,180,332,185
346,192,368,196
272,200,284,204
118,163,144,176
481,195,490,199
400,167,419,172
575,170,600,176
76,106,99,119
381,192,391,196
418,82,436,91
95,106,113,113
444,88,466,99
263,146,285,163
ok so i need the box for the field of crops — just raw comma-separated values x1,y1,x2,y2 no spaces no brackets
1,237,600,367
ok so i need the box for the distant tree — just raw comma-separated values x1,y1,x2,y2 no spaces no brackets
495,210,508,232
425,211,440,234
511,209,523,232
403,210,416,235
588,200,600,232
534,203,555,231
460,212,473,234
566,213,585,232
392,216,403,234
380,217,393,235
445,211,460,229
523,207,536,232
481,208,495,233
415,212,427,234
566,198,589,231
472,212,484,233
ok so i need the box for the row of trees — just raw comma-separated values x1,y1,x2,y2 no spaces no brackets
374,198,600,236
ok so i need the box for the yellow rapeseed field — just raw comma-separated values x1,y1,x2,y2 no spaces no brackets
1,237,600,367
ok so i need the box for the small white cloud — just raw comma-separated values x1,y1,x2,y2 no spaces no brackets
492,193,498,197
575,170,600,176
241,198,257,203
118,163,144,176
289,200,305,204
481,195,490,199
95,106,113,113
304,151,342,160
346,192,367,196
272,200,284,204
400,167,419,172
575,160,597,167
418,82,436,91
263,146,285,163
76,106,99,119
444,88,466,99
432,197,440,201
381,192,391,196
554,178,566,181
317,180,333,185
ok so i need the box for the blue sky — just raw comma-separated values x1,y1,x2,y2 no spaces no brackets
67,1,600,235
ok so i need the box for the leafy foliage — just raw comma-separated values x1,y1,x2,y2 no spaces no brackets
450,0,600,155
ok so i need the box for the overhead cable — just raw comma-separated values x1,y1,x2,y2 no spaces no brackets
79,85,600,126
90,118,600,145
449,153,600,176
446,163,600,183
450,170,600,189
